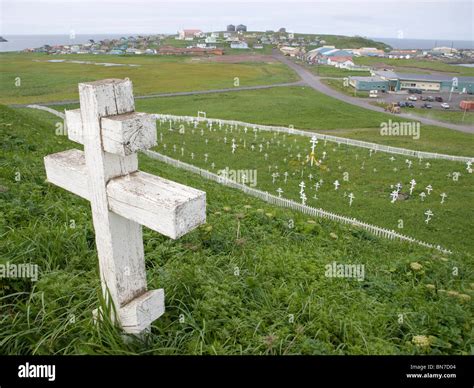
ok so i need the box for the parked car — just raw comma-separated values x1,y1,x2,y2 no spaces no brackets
408,95,418,101
427,96,434,102
408,89,421,94
405,102,415,108
369,90,378,98
421,96,427,101
435,96,443,102
421,103,433,109
398,101,406,107
441,103,450,109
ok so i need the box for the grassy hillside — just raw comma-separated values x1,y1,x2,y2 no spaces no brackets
353,57,474,77
0,105,472,355
0,52,298,104
313,34,389,50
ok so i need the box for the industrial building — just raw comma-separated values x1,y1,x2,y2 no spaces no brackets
349,70,474,93
349,76,388,91
236,24,247,32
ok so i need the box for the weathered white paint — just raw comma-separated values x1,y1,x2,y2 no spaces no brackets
44,149,206,239
66,108,157,156
44,78,206,334
101,112,157,156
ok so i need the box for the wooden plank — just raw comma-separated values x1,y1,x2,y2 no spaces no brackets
65,109,83,144
107,171,206,239
44,149,206,239
119,289,165,334
65,109,158,157
101,112,157,156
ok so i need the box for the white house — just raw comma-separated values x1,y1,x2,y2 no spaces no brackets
230,41,248,49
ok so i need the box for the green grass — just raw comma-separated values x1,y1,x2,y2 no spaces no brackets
353,57,474,77
320,78,370,97
306,64,371,78
51,86,474,156
400,107,474,126
1,105,472,355
0,52,298,104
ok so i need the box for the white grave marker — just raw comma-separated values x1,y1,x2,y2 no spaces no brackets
46,79,206,334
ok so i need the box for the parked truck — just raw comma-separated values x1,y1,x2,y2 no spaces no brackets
384,102,401,114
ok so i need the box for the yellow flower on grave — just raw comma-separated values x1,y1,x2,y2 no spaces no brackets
410,262,423,271
425,284,436,290
412,335,432,348
223,206,231,212
330,232,338,240
447,290,460,297
307,220,316,224
243,205,252,210
256,208,265,213
265,213,274,218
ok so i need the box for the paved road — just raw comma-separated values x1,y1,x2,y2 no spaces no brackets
273,53,474,134
9,81,305,108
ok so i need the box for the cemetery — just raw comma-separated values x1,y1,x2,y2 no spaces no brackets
0,78,473,355
151,114,473,254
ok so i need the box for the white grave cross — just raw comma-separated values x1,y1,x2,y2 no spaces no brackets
44,79,206,334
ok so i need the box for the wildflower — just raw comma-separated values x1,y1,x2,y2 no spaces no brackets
412,335,431,348
410,262,423,271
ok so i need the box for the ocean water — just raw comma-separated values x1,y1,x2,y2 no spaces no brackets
0,34,135,52
372,37,473,50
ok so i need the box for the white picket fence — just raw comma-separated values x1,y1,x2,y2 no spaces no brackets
153,114,473,163
144,150,453,254
27,104,65,119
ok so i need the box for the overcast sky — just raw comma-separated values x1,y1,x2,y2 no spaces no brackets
1,0,472,40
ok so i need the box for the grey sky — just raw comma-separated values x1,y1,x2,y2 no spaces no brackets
1,0,472,40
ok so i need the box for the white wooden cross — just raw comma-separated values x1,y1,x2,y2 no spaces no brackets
44,79,206,334
440,192,447,204
424,209,434,224
348,192,355,206
390,190,399,203
409,179,416,195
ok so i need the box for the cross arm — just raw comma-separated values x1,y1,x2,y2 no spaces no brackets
44,149,206,239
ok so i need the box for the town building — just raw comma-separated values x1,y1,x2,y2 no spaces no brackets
177,29,203,40
230,41,248,49
349,70,474,93
227,24,236,32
